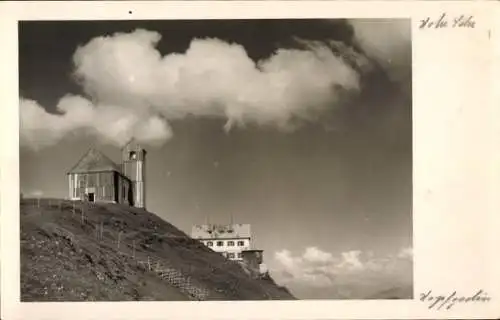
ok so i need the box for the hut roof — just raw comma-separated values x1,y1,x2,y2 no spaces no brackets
191,223,251,240
68,148,121,174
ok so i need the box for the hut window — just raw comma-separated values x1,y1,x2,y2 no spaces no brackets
228,252,235,259
227,241,235,246
237,253,242,259
216,241,224,247
237,240,245,246
207,241,213,247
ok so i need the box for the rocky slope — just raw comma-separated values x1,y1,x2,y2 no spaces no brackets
20,198,295,301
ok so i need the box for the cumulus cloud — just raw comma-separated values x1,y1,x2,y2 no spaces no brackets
349,19,411,83
20,95,172,150
21,28,365,150
337,250,364,270
74,30,360,128
274,248,337,286
303,246,335,264
273,246,412,289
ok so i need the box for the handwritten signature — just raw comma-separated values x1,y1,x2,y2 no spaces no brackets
419,13,476,29
420,289,491,310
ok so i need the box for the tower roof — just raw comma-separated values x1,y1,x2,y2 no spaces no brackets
68,148,121,174
122,139,146,154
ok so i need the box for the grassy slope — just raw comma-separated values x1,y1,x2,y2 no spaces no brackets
20,199,295,301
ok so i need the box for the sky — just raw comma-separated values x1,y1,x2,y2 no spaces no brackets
19,19,412,299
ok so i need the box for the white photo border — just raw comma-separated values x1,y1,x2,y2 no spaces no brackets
1,1,499,319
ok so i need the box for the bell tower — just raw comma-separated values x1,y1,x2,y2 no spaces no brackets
122,140,146,209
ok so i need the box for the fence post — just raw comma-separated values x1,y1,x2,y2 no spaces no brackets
81,205,85,224
147,256,151,271
117,231,122,250
132,240,136,259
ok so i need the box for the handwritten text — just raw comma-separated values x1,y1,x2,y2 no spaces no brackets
420,289,491,310
419,13,476,29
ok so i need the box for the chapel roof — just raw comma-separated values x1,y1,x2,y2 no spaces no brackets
68,148,122,174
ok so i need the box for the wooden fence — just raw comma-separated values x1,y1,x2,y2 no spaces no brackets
23,198,210,301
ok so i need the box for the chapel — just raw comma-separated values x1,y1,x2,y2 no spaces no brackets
67,140,146,208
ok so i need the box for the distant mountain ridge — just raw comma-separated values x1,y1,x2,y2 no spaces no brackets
366,286,413,300
20,198,295,301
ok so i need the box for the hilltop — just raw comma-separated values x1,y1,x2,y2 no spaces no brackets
20,199,295,301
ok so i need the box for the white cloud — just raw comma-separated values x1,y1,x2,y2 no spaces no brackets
303,246,335,264
21,28,363,150
349,19,411,82
397,246,413,259
73,30,360,129
337,250,364,270
273,246,413,289
274,249,299,271
20,95,172,150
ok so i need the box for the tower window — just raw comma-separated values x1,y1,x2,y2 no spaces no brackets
129,151,137,160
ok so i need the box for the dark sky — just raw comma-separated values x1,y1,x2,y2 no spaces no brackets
19,19,412,299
